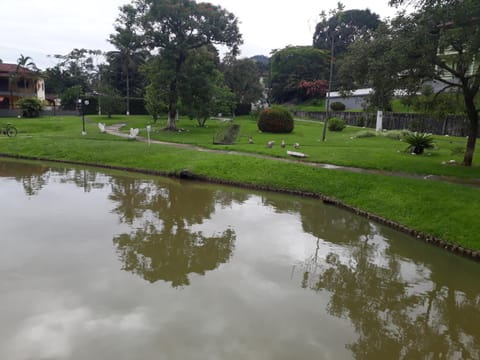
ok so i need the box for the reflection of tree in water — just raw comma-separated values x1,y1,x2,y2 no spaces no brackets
0,160,109,195
110,178,239,287
114,223,235,287
61,168,108,193
0,160,50,196
261,196,371,245
299,201,371,245
109,177,150,224
300,233,480,359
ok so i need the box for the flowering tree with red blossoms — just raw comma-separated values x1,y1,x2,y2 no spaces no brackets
298,79,329,100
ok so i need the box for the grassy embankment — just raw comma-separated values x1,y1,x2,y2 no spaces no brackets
0,115,479,253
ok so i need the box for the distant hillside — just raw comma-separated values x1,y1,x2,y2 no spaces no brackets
250,55,270,76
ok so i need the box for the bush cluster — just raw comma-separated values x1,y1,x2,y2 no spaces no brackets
330,102,346,111
328,117,346,132
17,97,43,118
257,107,294,133
354,130,377,138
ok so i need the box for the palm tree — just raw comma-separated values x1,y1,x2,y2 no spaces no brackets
16,54,38,91
107,4,147,115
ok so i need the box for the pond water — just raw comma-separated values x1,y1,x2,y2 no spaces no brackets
0,158,479,360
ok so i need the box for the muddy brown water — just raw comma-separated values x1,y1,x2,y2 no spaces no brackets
0,158,479,360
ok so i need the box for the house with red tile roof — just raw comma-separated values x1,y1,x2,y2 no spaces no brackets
0,63,45,109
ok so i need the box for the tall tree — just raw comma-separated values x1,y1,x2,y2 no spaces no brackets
389,0,480,166
16,54,37,90
180,46,235,126
313,8,381,58
108,4,148,115
222,57,263,113
337,23,400,111
270,46,329,103
123,0,242,131
45,48,102,97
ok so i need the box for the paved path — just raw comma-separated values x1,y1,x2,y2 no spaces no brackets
105,123,480,188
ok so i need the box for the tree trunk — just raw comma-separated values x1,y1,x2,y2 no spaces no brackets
126,69,130,116
462,92,478,166
165,55,185,131
166,82,178,131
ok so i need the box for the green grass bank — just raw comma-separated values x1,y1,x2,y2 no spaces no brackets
1,115,479,257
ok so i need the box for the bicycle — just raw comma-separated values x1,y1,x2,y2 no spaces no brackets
1,123,17,137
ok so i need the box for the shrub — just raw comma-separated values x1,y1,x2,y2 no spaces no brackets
17,97,43,118
257,107,294,133
213,124,241,145
328,117,346,132
383,129,411,140
403,132,435,154
330,102,346,111
235,103,252,116
354,130,377,138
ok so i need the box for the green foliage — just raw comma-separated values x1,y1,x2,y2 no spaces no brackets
17,97,43,118
270,46,329,103
257,108,294,133
145,84,167,122
107,3,148,114
179,46,236,127
330,102,346,111
213,124,241,145
46,49,102,96
354,130,377,138
60,85,82,110
328,117,346,131
338,23,398,111
403,132,435,154
383,129,411,140
98,85,126,118
222,57,264,112
124,0,242,130
406,86,466,119
313,8,382,57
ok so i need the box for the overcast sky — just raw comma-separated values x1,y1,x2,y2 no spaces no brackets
0,0,400,70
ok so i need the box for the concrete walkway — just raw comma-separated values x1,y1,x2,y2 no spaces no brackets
104,123,480,188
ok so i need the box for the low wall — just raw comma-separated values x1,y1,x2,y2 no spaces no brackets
293,111,471,137
0,109,79,118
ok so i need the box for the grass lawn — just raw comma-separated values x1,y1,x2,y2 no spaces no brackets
1,114,479,253
91,114,479,179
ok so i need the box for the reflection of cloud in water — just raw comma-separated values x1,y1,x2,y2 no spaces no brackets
8,307,149,360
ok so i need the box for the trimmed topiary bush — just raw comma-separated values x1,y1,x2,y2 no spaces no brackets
327,117,346,132
330,101,346,111
257,107,294,133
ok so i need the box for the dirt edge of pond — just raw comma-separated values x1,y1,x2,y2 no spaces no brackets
2,152,479,263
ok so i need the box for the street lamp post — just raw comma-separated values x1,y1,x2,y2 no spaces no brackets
78,98,90,136
322,34,335,142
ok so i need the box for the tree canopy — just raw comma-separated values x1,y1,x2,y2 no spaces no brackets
124,0,242,130
107,3,149,115
339,0,479,165
221,57,264,111
270,46,329,103
313,8,382,57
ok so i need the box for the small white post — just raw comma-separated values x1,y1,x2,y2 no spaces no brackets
146,125,151,146
376,110,383,131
